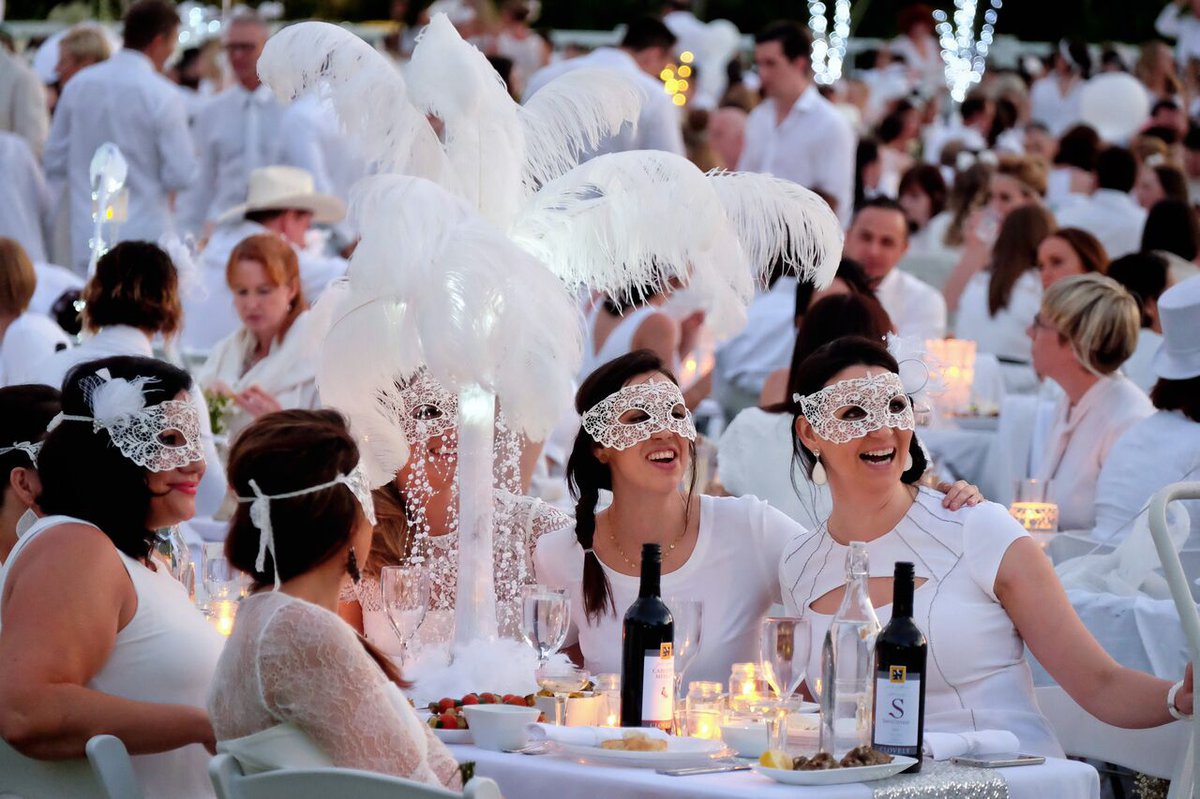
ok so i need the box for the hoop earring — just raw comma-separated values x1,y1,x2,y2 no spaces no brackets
347,546,362,584
811,452,828,486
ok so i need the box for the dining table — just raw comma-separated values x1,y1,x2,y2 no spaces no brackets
447,743,1100,799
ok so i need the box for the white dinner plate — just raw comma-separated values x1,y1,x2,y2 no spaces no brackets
553,737,728,769
753,755,918,785
432,728,473,744
952,415,1000,432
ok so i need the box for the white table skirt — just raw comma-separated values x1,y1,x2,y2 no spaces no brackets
448,745,1099,799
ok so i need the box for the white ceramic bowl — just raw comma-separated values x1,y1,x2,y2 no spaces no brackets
533,693,604,726
461,705,540,751
720,722,768,758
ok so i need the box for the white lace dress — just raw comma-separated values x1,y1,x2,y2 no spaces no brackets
207,591,460,787
341,491,571,655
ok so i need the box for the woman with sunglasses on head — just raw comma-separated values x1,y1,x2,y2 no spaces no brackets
0,356,221,798
781,336,1192,757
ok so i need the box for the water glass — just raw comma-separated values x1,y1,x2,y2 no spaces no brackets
380,565,430,662
666,598,703,707
760,616,812,753
202,543,238,604
520,585,570,663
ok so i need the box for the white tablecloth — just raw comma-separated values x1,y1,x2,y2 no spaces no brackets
448,745,1099,799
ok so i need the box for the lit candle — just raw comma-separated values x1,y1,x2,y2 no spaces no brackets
209,599,237,637
1008,502,1059,533
605,713,618,728
692,710,719,740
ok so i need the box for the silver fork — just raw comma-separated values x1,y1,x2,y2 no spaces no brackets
503,742,550,755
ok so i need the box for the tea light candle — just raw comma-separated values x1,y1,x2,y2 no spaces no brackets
1008,501,1059,533
925,338,977,415
209,599,237,637
691,710,720,740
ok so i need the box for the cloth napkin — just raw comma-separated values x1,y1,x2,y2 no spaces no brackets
525,724,672,746
922,730,1020,761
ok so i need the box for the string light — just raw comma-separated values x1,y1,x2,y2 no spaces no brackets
934,0,1002,102
808,0,852,85
660,52,695,107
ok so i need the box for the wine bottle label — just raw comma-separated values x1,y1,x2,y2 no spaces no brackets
641,644,674,723
873,666,921,749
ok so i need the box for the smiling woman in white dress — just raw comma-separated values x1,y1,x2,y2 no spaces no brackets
0,356,222,799
781,336,1193,758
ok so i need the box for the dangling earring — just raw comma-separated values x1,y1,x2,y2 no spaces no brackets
903,451,914,472
347,546,362,584
811,452,828,486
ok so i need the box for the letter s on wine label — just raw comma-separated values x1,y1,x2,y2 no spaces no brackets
874,671,921,747
888,698,905,719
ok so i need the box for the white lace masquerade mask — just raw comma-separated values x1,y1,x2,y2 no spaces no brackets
0,441,41,465
47,369,203,472
380,370,459,445
794,371,916,444
581,381,696,451
235,459,377,590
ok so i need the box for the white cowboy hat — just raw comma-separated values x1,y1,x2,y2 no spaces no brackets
216,166,346,225
1153,274,1200,381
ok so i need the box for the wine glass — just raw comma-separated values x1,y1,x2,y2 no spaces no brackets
520,585,570,664
665,598,703,710
202,543,237,605
535,662,590,727
380,565,430,663
759,616,812,754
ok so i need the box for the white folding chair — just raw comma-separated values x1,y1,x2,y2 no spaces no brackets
208,754,503,799
0,734,142,799
1149,481,1200,799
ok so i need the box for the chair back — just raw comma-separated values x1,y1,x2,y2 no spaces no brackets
0,734,141,799
209,754,502,799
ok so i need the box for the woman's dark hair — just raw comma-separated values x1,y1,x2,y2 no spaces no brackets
1053,124,1101,171
1107,252,1171,328
82,241,182,337
1151,375,1200,422
988,204,1056,316
1142,199,1200,261
788,337,927,491
37,356,193,560
1151,164,1190,205
795,258,873,319
567,350,697,623
792,294,894,382
224,408,410,686
0,385,61,495
898,164,948,223
854,138,881,211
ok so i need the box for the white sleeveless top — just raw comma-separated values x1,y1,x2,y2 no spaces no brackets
779,490,1064,758
578,304,658,383
0,515,224,799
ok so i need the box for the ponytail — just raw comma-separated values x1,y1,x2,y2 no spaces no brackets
567,439,617,623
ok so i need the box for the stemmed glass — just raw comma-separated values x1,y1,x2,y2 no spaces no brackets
519,585,570,664
666,598,703,709
202,543,238,604
759,616,812,754
381,565,430,664
535,662,590,727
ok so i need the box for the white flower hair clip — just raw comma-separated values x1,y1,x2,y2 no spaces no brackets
0,441,42,465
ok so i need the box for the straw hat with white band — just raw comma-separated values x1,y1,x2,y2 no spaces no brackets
1153,274,1200,381
217,166,347,225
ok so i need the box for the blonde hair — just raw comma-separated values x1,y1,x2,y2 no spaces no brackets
59,24,112,65
225,234,307,342
995,153,1048,198
1041,274,1140,376
0,237,36,317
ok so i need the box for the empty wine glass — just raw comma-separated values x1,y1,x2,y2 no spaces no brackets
760,616,812,754
381,565,430,663
202,542,237,605
666,598,703,709
520,585,570,664
535,662,590,727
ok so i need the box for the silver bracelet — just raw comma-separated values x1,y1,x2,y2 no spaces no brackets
1168,679,1192,721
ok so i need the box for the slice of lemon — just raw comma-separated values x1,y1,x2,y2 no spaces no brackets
758,750,793,770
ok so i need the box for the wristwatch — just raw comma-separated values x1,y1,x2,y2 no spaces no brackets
1168,680,1192,721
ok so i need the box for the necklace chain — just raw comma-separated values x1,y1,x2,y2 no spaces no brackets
603,499,690,569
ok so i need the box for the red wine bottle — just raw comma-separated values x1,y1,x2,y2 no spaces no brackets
872,561,926,772
619,543,674,730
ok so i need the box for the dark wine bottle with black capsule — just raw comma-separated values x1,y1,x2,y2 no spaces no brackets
872,561,927,772
619,543,674,731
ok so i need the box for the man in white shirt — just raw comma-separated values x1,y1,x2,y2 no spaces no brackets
1055,146,1147,260
922,93,993,166
0,131,51,262
523,16,684,156
43,0,196,274
179,13,321,237
738,21,856,227
844,198,947,341
182,166,347,354
0,45,49,158
714,266,797,415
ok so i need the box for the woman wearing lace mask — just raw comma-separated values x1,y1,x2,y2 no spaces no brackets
0,356,221,799
337,370,570,654
208,409,461,787
781,336,1192,756
0,385,60,564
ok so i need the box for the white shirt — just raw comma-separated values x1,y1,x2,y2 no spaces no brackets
0,312,69,386
30,261,84,316
1156,3,1200,66
889,34,945,97
738,86,856,227
955,269,1041,363
1054,189,1148,260
1034,374,1154,531
0,47,49,158
44,50,197,272
524,48,684,157
1029,75,1086,138
533,494,801,684
718,407,832,531
921,119,987,166
715,276,797,396
780,491,1062,758
178,84,321,234
1094,410,1200,549
1122,329,1162,394
0,130,51,261
876,267,948,341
